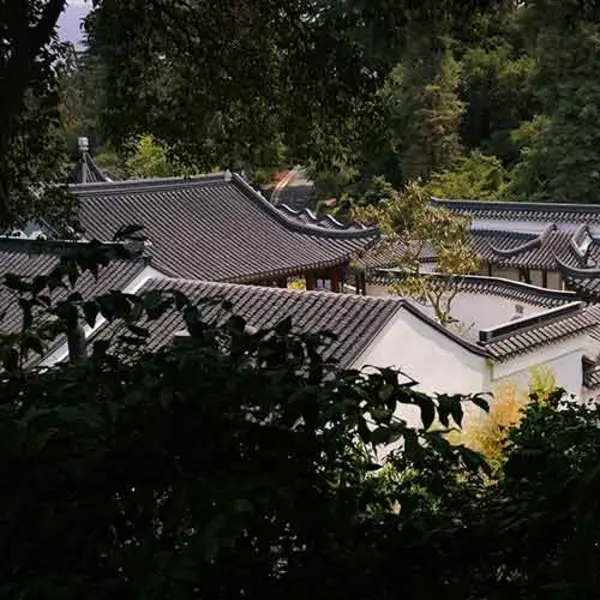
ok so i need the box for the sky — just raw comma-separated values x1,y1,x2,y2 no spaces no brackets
57,0,92,48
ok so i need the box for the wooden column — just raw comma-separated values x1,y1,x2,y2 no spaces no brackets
305,272,316,291
542,269,548,288
355,274,361,294
330,267,342,293
487,261,493,277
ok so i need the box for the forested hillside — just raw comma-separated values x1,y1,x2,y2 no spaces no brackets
59,0,600,205
4,1,600,226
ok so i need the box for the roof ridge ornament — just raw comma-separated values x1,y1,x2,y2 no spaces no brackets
224,170,232,182
488,222,556,257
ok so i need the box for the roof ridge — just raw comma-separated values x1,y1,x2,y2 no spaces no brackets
69,172,228,195
231,174,379,240
376,271,577,302
147,276,400,305
488,223,556,258
479,301,585,344
148,276,491,358
0,237,147,261
277,203,366,232
432,197,600,213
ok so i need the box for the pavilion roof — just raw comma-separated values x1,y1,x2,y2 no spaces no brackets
72,173,379,283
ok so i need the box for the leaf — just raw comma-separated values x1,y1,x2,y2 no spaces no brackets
470,393,490,413
2,348,19,372
31,275,48,296
67,291,83,303
171,289,189,310
370,426,391,445
18,298,34,331
3,273,32,293
53,302,79,329
449,399,464,428
459,446,492,477
227,315,247,335
23,334,45,356
93,339,110,357
112,224,146,241
83,301,100,327
378,383,395,405
275,315,293,335
413,394,436,430
159,387,173,408
127,324,149,338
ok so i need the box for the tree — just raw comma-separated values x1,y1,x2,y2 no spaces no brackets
352,179,479,325
508,0,600,203
0,0,74,229
125,134,194,179
424,150,508,200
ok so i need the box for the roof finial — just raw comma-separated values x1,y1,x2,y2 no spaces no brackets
224,169,232,182
78,136,89,154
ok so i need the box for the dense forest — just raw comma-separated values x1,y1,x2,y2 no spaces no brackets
54,0,600,209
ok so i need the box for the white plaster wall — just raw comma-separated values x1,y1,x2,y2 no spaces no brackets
490,265,521,282
352,309,490,427
492,335,586,400
547,270,563,290
365,284,556,334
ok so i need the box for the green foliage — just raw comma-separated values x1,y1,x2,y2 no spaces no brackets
0,0,74,229
352,180,478,324
0,244,493,597
425,151,508,200
125,134,193,179
3,246,600,597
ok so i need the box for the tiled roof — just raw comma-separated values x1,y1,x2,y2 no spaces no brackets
69,152,114,184
432,198,600,224
0,239,147,361
478,302,600,360
276,204,368,232
89,278,403,368
73,173,379,283
36,270,595,367
469,228,600,270
562,274,600,300
584,366,600,390
370,272,577,309
356,240,437,270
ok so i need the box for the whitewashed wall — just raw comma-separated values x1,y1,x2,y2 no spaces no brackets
365,284,562,333
492,336,586,401
349,304,588,427
352,309,490,427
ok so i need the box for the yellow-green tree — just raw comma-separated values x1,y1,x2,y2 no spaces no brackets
352,179,478,325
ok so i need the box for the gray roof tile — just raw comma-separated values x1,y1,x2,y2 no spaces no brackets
479,302,600,360
89,278,402,368
432,198,600,224
73,174,379,283
0,240,147,362
369,273,577,309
